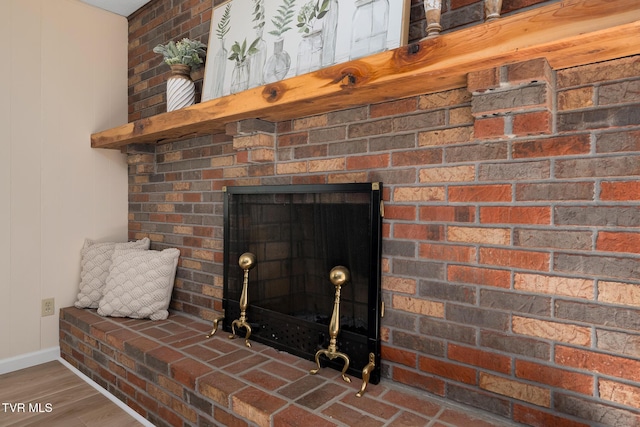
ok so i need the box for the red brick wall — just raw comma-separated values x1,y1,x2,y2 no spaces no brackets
127,2,640,426
127,54,640,426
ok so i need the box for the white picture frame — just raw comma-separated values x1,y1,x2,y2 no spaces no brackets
201,0,410,102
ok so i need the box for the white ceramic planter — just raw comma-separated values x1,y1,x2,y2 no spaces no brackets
167,64,195,112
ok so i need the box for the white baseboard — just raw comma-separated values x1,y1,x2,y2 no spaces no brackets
58,357,154,427
0,347,60,375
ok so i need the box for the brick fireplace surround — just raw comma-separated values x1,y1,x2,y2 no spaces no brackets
60,1,640,427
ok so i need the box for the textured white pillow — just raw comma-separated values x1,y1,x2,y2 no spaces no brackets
97,248,180,320
75,238,150,309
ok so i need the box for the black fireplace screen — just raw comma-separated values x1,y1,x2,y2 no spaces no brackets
223,183,382,383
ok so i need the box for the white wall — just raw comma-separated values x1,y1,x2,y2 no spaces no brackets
0,0,128,361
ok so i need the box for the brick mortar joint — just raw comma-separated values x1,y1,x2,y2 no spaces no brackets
472,106,552,118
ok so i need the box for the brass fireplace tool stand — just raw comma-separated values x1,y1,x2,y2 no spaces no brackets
228,252,256,347
310,266,352,383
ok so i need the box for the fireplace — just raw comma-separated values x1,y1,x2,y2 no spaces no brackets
222,183,383,384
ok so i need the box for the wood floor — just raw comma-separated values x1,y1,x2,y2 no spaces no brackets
0,361,144,427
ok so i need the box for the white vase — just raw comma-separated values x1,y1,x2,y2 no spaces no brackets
167,64,195,112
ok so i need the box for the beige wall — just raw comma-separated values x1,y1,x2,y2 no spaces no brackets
0,0,128,361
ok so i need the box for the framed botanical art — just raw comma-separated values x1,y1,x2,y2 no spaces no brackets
201,0,410,102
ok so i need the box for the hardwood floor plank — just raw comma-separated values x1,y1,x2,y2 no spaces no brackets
0,361,144,427
7,394,141,427
79,400,144,427
2,385,100,426
0,363,91,403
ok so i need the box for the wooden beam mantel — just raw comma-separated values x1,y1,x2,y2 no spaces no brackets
92,0,640,149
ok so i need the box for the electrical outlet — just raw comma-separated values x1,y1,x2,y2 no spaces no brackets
42,298,55,317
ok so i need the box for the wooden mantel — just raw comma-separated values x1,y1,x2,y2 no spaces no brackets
92,0,640,150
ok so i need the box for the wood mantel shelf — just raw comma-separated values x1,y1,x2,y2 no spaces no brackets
92,0,640,150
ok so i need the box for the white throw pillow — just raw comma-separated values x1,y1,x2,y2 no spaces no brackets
75,238,150,309
97,248,180,320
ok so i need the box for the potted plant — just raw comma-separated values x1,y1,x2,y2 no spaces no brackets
153,38,207,111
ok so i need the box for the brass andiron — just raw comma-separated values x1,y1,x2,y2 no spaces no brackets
205,314,225,338
356,353,376,397
310,266,351,383
229,252,256,347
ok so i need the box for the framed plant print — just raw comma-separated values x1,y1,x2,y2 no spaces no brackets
201,0,410,102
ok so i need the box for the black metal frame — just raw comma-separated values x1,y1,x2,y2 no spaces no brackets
223,183,383,383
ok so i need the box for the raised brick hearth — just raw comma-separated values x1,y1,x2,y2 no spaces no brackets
60,306,517,427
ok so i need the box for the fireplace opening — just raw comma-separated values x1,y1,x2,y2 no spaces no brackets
223,183,383,383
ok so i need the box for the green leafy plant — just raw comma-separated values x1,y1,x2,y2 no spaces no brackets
269,0,296,38
153,38,207,68
228,38,260,64
217,4,232,40
297,0,329,34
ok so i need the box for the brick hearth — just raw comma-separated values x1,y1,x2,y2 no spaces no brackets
60,306,517,427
